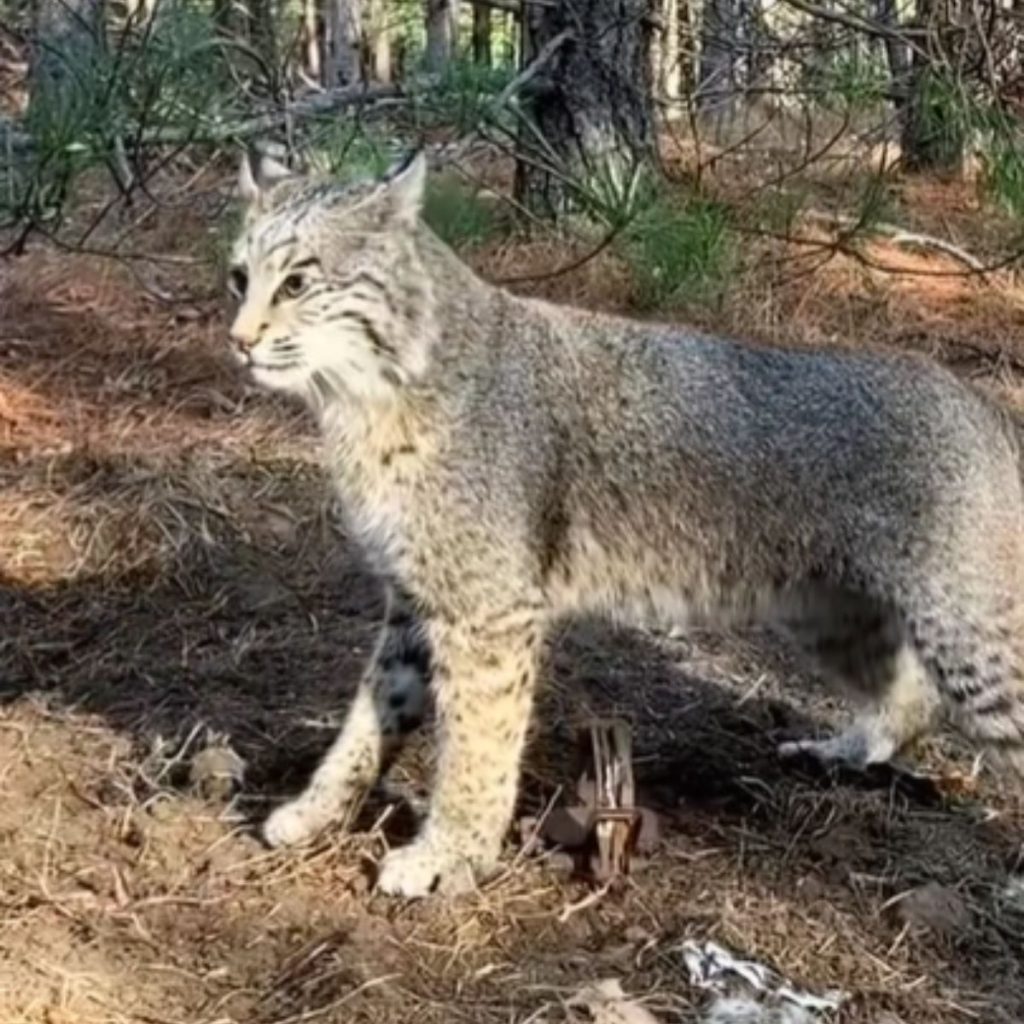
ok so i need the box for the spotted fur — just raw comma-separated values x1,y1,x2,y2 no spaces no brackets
229,151,1024,898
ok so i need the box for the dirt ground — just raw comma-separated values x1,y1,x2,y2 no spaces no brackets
2,178,1024,1024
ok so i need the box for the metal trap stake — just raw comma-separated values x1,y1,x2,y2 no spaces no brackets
521,717,659,884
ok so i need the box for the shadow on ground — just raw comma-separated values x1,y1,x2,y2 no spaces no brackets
2,495,1023,1023
2,256,1023,1024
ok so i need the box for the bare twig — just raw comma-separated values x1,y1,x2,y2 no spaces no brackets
802,209,988,271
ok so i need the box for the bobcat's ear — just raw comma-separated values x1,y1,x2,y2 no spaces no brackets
238,149,296,208
379,150,427,228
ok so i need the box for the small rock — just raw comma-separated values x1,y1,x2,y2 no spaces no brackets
796,874,826,901
190,743,246,801
635,806,661,853
998,875,1024,911
567,978,663,1023
892,882,972,940
546,851,577,877
810,823,870,865
544,805,592,848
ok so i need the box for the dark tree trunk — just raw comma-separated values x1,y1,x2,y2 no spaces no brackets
472,2,491,66
875,0,911,113
901,68,966,175
248,0,279,69
514,0,656,217
697,0,740,132
424,0,456,72
30,0,102,115
325,0,362,86
899,0,965,174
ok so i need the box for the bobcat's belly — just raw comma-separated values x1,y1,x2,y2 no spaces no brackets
544,525,783,628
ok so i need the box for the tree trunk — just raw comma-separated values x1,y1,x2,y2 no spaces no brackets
30,0,102,112
515,0,657,217
248,0,278,69
472,2,491,66
325,0,363,85
697,0,740,136
502,10,516,65
368,0,391,81
424,0,455,71
899,0,965,174
901,67,965,175
875,0,911,111
743,0,769,93
304,0,322,82
662,0,681,109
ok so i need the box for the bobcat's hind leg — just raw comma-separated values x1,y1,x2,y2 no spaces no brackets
779,593,941,770
262,589,430,847
779,646,941,768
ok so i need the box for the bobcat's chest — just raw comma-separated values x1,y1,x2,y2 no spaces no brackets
322,420,428,581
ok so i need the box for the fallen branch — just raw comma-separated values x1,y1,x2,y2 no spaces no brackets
1,80,412,155
432,30,573,168
780,0,926,44
881,227,987,272
802,209,988,272
493,29,572,111
471,0,556,11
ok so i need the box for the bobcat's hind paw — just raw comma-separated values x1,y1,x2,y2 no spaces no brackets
778,726,894,771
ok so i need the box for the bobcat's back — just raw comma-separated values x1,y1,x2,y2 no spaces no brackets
229,154,1024,778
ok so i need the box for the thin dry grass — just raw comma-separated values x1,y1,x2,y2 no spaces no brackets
2,183,1024,1023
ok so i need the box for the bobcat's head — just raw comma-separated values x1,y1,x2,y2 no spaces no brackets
227,151,434,407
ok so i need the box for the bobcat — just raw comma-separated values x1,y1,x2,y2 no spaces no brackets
228,150,1024,897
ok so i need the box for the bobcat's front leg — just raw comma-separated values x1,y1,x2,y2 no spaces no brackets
262,590,429,847
376,606,541,897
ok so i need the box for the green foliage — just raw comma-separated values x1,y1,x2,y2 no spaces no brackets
3,2,257,232
618,190,733,310
422,174,501,248
979,141,1024,218
815,52,889,113
853,173,899,231
406,57,515,135
902,69,973,173
575,158,659,231
311,122,396,180
438,59,515,132
974,111,1024,219
755,188,810,236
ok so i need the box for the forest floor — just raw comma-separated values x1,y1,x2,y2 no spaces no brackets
2,161,1024,1024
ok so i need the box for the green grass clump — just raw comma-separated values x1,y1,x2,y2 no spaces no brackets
422,175,502,249
980,139,1024,218
618,192,733,310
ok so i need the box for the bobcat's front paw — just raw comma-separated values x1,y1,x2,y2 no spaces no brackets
376,836,488,897
262,798,332,848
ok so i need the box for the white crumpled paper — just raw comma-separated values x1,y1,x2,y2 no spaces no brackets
556,942,844,1024
679,940,846,1024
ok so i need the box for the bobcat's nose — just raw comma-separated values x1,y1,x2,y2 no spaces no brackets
229,312,268,355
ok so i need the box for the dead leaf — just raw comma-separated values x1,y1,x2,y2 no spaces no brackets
567,978,663,1024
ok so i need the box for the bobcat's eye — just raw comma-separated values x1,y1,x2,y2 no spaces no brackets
228,267,248,300
276,272,307,303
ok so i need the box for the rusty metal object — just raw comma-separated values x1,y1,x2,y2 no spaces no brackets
520,718,660,884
